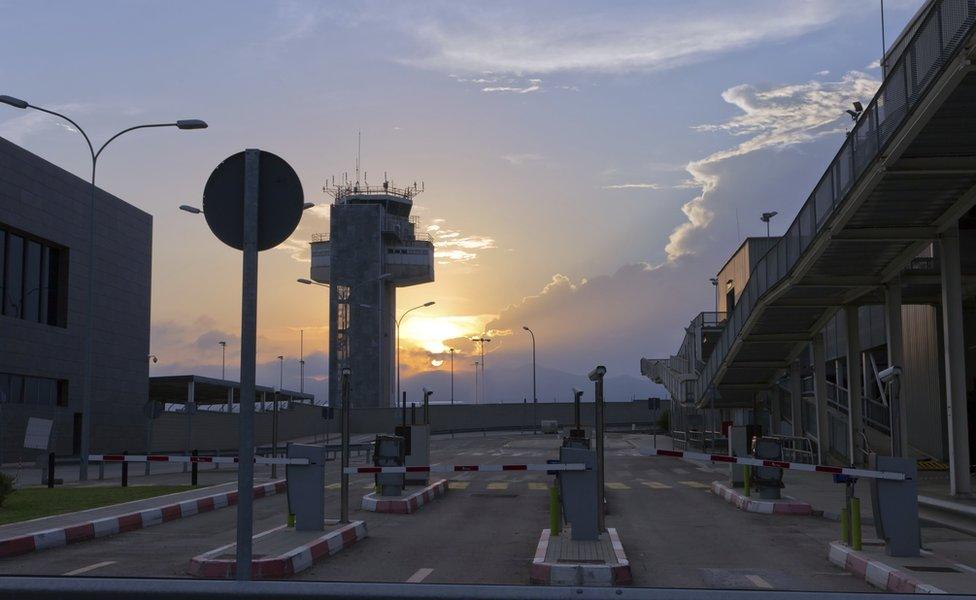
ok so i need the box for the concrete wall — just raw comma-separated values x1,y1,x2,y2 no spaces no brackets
148,400,656,453
0,136,151,462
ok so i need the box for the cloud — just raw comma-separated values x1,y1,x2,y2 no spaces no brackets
397,2,848,76
501,153,544,166
427,220,496,264
482,78,542,93
602,183,664,190
664,70,880,261
0,102,92,144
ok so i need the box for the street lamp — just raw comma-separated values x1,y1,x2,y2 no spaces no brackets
396,301,435,409
449,348,455,405
0,94,208,480
760,211,778,237
522,326,536,404
472,336,491,404
219,341,227,380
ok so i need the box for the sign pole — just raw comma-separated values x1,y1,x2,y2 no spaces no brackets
235,149,260,581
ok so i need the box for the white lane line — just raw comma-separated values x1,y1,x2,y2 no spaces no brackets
63,561,116,576
406,567,434,583
745,574,773,589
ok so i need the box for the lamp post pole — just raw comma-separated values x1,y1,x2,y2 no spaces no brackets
473,362,480,405
219,341,226,379
395,301,435,410
0,95,207,481
523,326,536,404
449,348,455,405
273,355,283,479
299,329,304,395
472,337,491,404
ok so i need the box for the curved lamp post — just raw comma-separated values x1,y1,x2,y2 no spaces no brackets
523,326,536,404
396,301,435,409
0,94,207,480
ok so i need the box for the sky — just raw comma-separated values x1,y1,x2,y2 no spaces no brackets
0,0,926,404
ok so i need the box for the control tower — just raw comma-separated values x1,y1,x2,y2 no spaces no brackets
310,177,434,408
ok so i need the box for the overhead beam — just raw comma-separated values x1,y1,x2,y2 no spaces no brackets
795,276,883,287
726,361,789,369
833,227,936,242
888,156,976,174
749,334,811,343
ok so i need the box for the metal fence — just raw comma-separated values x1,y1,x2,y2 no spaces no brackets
694,0,976,404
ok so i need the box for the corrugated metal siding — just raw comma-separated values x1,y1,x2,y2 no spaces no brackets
903,304,947,460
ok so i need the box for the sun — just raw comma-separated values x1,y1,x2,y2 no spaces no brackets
431,359,444,367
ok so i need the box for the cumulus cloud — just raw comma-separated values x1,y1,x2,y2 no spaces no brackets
664,70,880,260
602,183,664,190
483,78,542,94
427,221,496,264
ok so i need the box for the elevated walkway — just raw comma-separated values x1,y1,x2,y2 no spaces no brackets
697,0,976,407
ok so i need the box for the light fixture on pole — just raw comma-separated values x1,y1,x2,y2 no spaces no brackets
760,211,778,238
522,326,536,405
0,94,208,481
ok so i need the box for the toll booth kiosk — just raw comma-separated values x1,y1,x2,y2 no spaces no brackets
286,443,328,531
373,434,405,497
395,397,431,486
557,446,599,541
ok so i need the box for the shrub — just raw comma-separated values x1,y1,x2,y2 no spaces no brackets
0,473,15,507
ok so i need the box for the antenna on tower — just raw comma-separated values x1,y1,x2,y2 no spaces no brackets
356,129,361,184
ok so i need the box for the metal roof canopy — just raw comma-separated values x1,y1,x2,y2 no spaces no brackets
701,3,976,408
149,375,313,405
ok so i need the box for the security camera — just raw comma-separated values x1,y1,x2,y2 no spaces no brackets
878,365,901,384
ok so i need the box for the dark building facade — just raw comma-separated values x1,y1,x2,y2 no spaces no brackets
0,136,152,462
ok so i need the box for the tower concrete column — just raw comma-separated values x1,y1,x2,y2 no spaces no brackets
939,224,971,496
845,305,864,466
813,335,830,464
885,276,909,457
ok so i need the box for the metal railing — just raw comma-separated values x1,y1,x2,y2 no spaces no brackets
694,0,976,404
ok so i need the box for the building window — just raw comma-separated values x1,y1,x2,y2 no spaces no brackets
0,223,67,327
0,373,68,407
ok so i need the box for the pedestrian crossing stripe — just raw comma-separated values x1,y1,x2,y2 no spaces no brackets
449,481,469,490
605,482,631,490
528,482,548,490
640,481,671,490
679,481,709,489
487,482,509,490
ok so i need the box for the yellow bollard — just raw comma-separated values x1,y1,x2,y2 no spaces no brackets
287,513,296,528
743,465,751,497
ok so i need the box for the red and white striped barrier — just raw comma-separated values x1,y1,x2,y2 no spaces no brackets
89,454,311,466
344,463,586,475
639,448,907,481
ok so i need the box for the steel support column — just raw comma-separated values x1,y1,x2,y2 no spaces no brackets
845,305,864,467
813,335,830,464
789,361,803,437
939,224,972,496
885,277,909,457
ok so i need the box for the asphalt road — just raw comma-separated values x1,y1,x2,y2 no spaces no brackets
0,432,875,592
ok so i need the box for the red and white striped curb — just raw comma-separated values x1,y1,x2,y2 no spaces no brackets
828,541,945,593
188,521,367,579
345,463,585,474
711,481,813,515
530,528,632,586
640,447,906,481
0,481,285,560
90,454,311,466
361,479,448,513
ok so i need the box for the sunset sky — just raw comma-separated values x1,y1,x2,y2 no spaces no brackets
0,1,925,403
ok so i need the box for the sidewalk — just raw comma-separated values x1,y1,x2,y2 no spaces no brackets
0,477,285,559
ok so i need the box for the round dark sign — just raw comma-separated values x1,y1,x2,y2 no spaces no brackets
202,150,304,251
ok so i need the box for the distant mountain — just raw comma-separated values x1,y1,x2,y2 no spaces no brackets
399,363,665,404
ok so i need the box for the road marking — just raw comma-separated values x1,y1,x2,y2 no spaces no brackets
325,483,341,490
528,482,548,490
406,567,434,583
63,561,116,576
487,482,509,490
605,482,631,490
745,574,773,589
449,481,469,490
640,481,672,490
679,481,709,489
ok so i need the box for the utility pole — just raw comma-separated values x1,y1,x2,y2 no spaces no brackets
473,361,480,405
299,329,304,395
219,341,226,379
472,336,491,404
523,326,536,404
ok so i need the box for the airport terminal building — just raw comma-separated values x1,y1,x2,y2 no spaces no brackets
0,136,152,462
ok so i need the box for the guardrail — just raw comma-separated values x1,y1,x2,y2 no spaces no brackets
694,0,976,404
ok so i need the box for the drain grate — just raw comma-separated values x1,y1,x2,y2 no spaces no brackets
472,493,518,498
903,565,960,573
